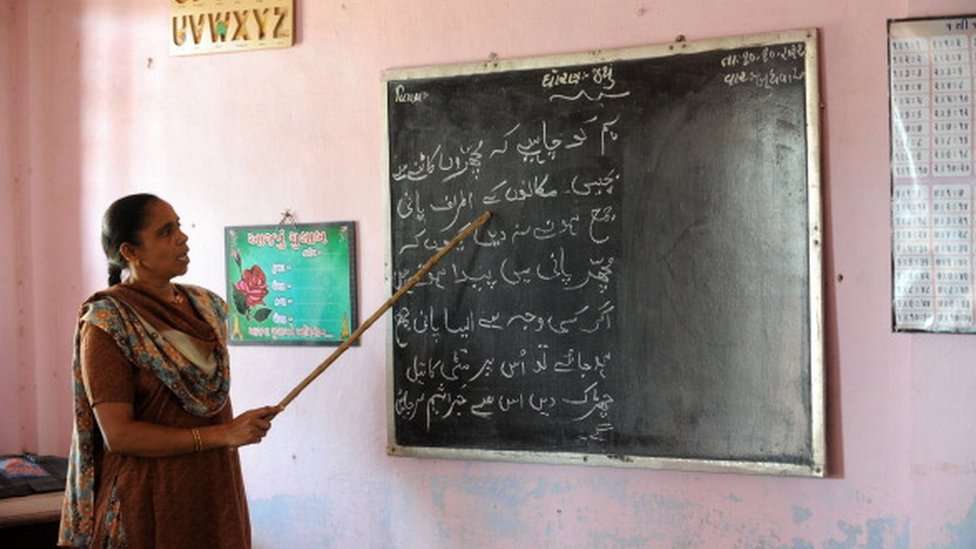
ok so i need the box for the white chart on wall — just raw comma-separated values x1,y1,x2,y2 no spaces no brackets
890,14,976,333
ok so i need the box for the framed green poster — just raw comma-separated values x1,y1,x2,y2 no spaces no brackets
224,222,358,346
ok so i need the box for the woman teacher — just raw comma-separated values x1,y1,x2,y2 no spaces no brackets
59,193,279,548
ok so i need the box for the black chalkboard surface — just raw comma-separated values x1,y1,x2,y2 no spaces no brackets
384,30,824,476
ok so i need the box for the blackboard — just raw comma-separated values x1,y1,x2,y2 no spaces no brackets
384,29,824,476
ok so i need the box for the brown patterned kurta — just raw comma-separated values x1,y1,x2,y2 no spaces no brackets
69,285,250,548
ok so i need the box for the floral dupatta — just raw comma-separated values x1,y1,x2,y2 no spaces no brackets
58,285,230,547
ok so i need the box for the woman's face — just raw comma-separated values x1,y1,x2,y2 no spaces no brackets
124,200,190,283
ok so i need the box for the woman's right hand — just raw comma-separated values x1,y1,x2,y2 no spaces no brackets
222,405,281,448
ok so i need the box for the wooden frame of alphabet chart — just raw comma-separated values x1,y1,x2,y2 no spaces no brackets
889,14,976,333
169,0,294,57
384,29,824,476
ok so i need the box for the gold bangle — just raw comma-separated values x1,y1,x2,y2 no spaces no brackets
191,428,202,452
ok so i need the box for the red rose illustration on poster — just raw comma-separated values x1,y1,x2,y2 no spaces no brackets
236,265,268,306
232,264,272,321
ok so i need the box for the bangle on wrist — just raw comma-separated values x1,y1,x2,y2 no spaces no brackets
191,428,202,452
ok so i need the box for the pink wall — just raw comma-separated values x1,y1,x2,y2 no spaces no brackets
0,0,20,454
4,0,976,546
0,0,31,455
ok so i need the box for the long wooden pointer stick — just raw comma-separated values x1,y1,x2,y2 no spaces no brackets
275,210,493,411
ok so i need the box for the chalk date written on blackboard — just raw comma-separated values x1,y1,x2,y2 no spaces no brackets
719,43,805,67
